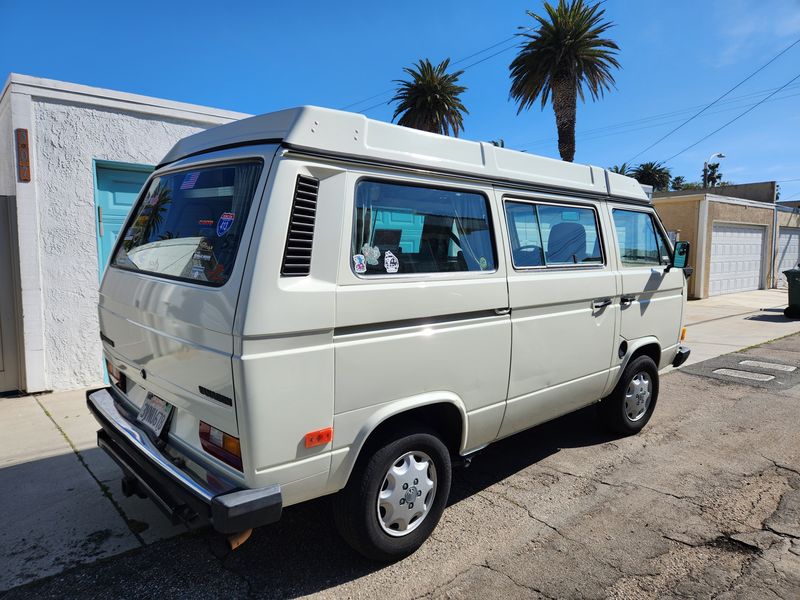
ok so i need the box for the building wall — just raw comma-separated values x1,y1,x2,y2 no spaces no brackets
776,207,800,284
710,182,777,204
705,200,775,295
31,98,215,390
653,196,701,298
778,206,800,228
655,194,779,298
0,93,14,195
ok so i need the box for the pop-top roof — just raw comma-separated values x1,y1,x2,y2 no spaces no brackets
160,106,648,202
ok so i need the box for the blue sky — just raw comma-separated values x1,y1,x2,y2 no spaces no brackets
2,0,799,199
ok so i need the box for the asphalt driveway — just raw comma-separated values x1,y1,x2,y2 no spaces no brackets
2,333,799,599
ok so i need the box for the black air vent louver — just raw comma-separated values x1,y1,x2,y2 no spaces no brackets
281,175,319,276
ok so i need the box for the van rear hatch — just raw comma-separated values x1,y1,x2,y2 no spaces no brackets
98,153,271,469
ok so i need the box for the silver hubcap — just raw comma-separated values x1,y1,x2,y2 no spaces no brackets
624,371,652,422
377,451,437,537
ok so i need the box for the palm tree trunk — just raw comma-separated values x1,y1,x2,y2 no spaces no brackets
552,78,577,162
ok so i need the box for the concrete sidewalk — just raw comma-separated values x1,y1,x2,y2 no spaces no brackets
0,390,185,590
1,287,798,591
681,289,800,367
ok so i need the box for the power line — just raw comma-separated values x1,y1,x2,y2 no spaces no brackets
626,36,800,163
349,42,524,115
516,87,800,152
338,27,533,112
663,72,800,164
519,82,800,145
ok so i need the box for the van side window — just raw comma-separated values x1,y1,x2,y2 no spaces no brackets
613,210,669,266
352,180,496,275
505,201,603,268
505,202,544,267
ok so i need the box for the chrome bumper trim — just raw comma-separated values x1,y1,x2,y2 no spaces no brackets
87,388,215,502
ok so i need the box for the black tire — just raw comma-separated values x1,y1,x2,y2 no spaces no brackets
332,428,452,562
599,354,659,435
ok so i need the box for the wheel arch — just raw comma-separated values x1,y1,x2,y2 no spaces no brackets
609,336,661,392
627,338,661,367
327,393,468,493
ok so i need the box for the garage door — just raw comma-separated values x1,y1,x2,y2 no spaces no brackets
0,197,20,392
777,227,800,289
709,224,765,296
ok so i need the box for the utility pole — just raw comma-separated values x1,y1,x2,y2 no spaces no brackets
703,152,725,188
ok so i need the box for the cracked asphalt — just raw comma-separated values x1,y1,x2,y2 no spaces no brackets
3,335,800,599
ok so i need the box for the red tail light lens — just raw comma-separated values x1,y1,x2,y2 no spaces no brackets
106,359,126,393
199,421,243,471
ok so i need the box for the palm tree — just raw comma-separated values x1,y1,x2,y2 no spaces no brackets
704,163,723,187
509,0,620,162
608,163,631,175
390,58,468,137
670,175,686,191
631,162,671,192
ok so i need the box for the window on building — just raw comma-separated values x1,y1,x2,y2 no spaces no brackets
352,180,495,275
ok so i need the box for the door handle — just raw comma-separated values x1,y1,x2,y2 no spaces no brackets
592,298,612,310
621,295,635,306
494,307,511,315
97,206,104,236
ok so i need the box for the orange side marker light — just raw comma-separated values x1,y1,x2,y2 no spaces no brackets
305,427,333,448
681,327,687,342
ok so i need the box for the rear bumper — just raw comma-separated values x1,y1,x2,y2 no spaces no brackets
672,345,691,368
87,387,282,533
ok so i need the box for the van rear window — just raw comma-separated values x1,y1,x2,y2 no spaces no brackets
111,161,263,285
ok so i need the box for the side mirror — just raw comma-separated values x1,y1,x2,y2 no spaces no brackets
667,240,690,272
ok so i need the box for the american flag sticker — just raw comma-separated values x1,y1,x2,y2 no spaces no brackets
181,172,200,190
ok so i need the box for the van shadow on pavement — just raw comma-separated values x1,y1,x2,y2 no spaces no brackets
4,405,618,599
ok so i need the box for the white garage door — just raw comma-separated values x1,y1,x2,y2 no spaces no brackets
709,224,765,296
777,227,800,289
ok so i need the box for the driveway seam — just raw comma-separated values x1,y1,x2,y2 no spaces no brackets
32,394,146,547
685,304,785,328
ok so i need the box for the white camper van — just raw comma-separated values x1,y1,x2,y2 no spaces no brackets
88,106,691,561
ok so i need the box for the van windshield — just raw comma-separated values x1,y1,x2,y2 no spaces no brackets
111,161,262,285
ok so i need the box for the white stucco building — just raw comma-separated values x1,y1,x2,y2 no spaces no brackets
0,74,250,393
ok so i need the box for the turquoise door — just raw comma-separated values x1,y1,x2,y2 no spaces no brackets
94,161,153,277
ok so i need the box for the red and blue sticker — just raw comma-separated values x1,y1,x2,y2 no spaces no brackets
216,212,235,237
181,172,200,190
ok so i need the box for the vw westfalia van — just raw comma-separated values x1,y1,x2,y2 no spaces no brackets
88,106,691,561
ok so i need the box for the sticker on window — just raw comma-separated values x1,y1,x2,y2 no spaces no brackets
361,244,380,266
216,212,235,237
353,254,367,274
384,250,399,274
180,172,200,190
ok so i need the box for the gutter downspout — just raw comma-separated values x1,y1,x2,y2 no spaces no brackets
771,203,778,289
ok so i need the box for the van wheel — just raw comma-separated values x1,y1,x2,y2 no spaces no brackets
332,429,451,562
599,355,659,435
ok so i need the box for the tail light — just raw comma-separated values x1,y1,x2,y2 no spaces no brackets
199,421,243,471
106,359,126,393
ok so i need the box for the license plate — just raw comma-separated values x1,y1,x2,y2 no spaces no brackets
137,393,173,436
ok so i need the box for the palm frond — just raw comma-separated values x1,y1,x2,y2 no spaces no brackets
390,58,469,137
509,0,620,113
